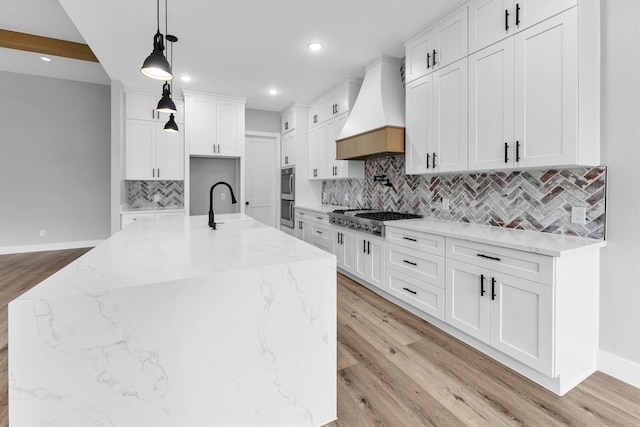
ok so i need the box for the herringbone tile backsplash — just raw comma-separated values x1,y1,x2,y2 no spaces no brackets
322,156,606,239
126,180,184,209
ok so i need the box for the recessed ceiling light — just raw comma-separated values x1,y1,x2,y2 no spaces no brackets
40,56,52,62
267,88,279,96
180,75,192,82
307,42,323,52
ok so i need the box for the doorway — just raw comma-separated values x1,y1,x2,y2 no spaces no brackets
245,132,280,227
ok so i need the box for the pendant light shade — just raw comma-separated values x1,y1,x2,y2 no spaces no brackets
141,31,173,80
164,113,179,133
157,81,177,113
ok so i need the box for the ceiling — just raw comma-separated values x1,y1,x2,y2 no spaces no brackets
1,0,465,112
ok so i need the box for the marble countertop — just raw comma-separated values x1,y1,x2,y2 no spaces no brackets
386,218,606,257
17,214,334,301
295,204,343,215
120,205,185,213
10,213,337,426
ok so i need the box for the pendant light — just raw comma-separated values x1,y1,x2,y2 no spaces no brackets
164,113,179,133
141,0,173,80
157,81,177,113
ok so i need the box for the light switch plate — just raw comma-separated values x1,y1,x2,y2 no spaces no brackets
571,206,586,224
442,198,450,211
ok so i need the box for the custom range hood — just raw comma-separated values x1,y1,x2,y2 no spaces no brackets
336,56,405,160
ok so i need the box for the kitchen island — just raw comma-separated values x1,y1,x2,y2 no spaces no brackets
9,214,337,426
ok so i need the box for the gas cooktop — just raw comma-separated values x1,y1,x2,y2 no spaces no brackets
328,209,422,236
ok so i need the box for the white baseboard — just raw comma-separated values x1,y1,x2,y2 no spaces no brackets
0,240,103,255
598,349,640,388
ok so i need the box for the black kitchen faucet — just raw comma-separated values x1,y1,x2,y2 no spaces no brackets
208,181,238,229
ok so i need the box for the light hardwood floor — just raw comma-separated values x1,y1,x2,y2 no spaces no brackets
1,249,638,426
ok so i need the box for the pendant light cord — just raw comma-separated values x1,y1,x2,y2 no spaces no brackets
156,0,160,31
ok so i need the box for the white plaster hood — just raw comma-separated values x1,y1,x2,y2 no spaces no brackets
336,55,406,160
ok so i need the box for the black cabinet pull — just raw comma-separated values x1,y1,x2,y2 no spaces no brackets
504,142,509,163
427,52,431,69
505,9,510,31
152,168,155,178
480,274,486,296
477,253,501,262
340,232,343,244
285,121,289,130
363,240,366,253
426,153,430,169
491,277,496,300
403,260,417,266
316,216,323,220
516,3,521,26
516,141,521,162
313,114,318,124
433,152,437,168
403,236,417,242
403,287,417,295
432,49,437,66
367,241,371,255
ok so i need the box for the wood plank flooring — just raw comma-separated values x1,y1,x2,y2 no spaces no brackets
329,274,640,427
0,249,638,426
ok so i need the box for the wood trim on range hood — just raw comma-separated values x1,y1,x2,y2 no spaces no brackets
336,125,405,160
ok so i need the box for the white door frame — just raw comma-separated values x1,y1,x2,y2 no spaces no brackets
245,130,281,227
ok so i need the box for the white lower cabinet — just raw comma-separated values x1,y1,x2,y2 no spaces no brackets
354,234,385,290
333,229,356,274
446,258,553,375
294,208,332,253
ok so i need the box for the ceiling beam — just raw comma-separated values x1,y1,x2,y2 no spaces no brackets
0,29,98,62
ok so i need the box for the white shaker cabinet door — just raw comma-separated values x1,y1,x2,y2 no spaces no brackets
446,259,491,343
469,0,514,53
155,123,184,180
217,100,244,157
514,9,578,168
490,271,553,376
432,59,468,173
125,120,155,180
405,74,433,174
187,96,217,155
468,37,515,171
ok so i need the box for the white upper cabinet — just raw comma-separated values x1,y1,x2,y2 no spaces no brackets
281,105,296,134
308,97,326,128
406,59,468,174
307,79,363,180
513,9,578,168
125,120,184,180
468,37,516,170
185,92,246,157
404,7,468,83
470,8,596,170
469,0,578,54
126,92,184,123
281,132,296,166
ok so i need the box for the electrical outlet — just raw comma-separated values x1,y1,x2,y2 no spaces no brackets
39,229,45,237
571,206,586,224
153,194,160,202
221,193,226,200
442,198,450,211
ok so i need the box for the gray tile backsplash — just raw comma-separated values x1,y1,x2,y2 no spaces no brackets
126,180,184,209
322,156,606,239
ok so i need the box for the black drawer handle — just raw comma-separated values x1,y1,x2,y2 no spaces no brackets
403,236,417,242
316,231,323,235
477,253,501,262
316,216,323,220
504,142,509,163
505,9,510,32
403,260,417,266
480,274,486,296
491,277,497,300
403,287,417,295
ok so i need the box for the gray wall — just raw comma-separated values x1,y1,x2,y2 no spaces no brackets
190,157,240,215
0,71,110,247
246,108,281,133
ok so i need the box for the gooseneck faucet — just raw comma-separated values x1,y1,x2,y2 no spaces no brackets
208,181,238,229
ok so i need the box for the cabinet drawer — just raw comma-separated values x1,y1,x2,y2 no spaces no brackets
386,226,446,257
297,209,330,225
387,269,445,320
386,243,445,287
311,224,331,244
447,238,553,284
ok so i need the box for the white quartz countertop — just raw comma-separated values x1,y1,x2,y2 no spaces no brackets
17,214,334,301
386,218,606,257
295,204,343,214
120,206,185,213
